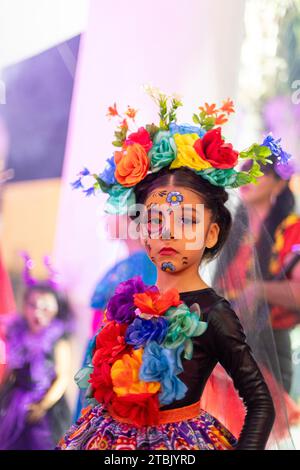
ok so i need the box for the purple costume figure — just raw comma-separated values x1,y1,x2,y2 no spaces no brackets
0,254,73,449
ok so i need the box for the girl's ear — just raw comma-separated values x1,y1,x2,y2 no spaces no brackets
205,222,220,249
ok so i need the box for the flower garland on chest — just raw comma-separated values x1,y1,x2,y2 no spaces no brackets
88,275,207,426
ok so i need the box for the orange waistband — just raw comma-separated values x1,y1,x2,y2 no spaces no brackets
108,400,201,425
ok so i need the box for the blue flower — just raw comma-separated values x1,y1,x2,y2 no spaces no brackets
99,156,117,185
140,341,187,405
262,134,282,157
70,167,91,190
125,317,168,349
166,191,184,206
169,122,205,137
262,134,292,164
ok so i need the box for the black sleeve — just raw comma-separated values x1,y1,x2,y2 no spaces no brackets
208,300,276,450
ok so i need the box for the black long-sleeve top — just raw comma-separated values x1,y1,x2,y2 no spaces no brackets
160,287,276,450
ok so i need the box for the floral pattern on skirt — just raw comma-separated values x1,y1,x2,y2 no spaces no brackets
56,404,238,450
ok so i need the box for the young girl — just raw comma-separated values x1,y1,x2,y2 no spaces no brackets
57,91,292,450
0,255,73,449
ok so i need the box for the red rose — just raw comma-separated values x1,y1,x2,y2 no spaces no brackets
193,127,238,169
125,127,153,152
110,393,160,427
89,362,115,405
93,321,129,366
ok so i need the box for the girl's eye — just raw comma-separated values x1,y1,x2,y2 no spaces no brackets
180,218,197,225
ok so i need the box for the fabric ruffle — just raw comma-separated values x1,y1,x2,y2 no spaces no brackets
57,403,237,450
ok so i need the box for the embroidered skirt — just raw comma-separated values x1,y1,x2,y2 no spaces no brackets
56,401,238,450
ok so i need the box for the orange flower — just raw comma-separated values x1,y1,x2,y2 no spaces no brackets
107,102,119,118
125,106,138,120
111,349,160,396
199,102,217,115
133,288,182,316
221,99,235,114
215,113,228,125
114,143,150,187
119,118,128,130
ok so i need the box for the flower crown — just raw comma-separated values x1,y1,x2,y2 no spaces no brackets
72,86,293,214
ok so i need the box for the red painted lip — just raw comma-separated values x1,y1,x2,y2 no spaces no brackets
159,247,178,255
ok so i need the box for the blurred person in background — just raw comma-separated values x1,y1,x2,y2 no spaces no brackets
213,145,300,425
0,254,73,449
0,117,16,385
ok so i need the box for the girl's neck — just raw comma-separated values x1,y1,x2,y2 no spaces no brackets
156,263,210,294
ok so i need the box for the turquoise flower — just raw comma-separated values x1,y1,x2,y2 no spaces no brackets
140,341,187,405
104,184,136,215
163,303,207,359
196,168,238,188
148,130,176,172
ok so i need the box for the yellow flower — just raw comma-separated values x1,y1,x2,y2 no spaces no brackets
169,133,212,171
111,348,160,396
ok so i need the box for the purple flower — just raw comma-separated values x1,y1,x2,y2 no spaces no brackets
99,156,117,185
125,317,168,349
274,161,295,180
106,276,158,324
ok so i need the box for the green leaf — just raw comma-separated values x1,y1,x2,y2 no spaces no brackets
94,175,112,193
192,114,201,124
146,123,159,140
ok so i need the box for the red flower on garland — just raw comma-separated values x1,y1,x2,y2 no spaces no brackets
93,321,130,365
133,288,182,317
110,393,160,427
193,127,239,169
125,127,153,152
89,362,115,405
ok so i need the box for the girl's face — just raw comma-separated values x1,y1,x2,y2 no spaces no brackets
140,186,220,273
24,290,59,333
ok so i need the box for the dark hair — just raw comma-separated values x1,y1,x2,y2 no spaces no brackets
256,184,295,279
24,283,73,322
133,167,232,262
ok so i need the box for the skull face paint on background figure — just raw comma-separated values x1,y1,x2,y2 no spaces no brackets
24,289,59,333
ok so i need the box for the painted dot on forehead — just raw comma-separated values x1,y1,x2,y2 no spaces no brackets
166,191,184,206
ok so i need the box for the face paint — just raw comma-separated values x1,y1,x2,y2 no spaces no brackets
146,190,168,207
182,256,188,265
144,239,151,253
166,191,184,206
161,261,176,272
